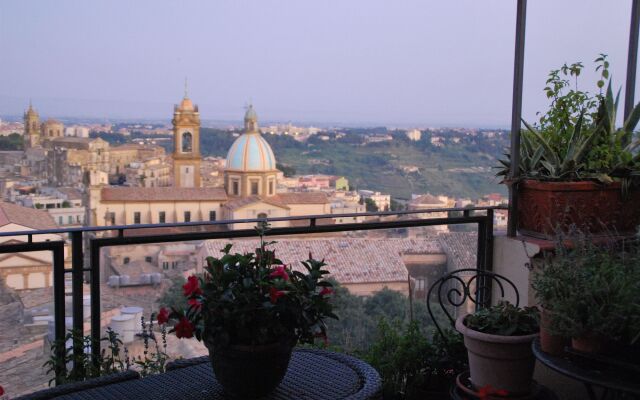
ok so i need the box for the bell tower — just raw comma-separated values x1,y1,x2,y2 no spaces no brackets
23,101,40,149
172,82,201,188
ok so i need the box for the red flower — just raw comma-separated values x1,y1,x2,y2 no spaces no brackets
319,287,334,296
314,331,329,347
188,298,202,310
0,385,4,396
269,265,289,281
157,307,169,325
182,276,202,297
269,287,286,303
174,317,194,339
477,385,509,399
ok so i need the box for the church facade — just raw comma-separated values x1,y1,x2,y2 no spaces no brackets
88,94,329,227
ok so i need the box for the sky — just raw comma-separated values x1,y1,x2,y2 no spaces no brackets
0,0,635,127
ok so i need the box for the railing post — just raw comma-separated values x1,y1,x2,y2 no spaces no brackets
625,0,640,126
52,242,66,384
71,231,85,375
507,0,528,237
485,209,494,274
89,240,101,368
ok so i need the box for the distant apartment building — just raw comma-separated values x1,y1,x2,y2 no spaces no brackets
330,199,366,224
358,190,391,211
408,194,449,232
64,126,90,138
406,129,422,141
478,193,507,207
0,202,63,290
125,158,171,188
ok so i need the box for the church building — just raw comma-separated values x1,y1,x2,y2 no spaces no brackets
88,93,329,228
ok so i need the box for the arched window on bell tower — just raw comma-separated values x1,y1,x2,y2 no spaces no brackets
182,131,192,153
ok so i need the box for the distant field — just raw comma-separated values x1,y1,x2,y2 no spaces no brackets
273,139,506,199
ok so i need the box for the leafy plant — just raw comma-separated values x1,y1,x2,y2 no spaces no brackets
497,55,640,186
464,301,539,336
132,315,168,377
157,223,337,347
364,320,467,400
44,327,126,386
44,318,169,385
542,237,640,343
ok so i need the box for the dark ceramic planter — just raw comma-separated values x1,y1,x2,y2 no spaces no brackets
206,340,295,399
516,180,640,239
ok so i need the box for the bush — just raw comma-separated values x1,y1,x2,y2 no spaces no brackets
364,320,467,399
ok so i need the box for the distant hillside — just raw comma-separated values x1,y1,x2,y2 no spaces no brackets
98,128,509,200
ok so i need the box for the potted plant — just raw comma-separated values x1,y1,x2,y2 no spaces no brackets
157,225,337,398
497,55,640,239
546,238,640,354
531,251,574,355
455,302,539,396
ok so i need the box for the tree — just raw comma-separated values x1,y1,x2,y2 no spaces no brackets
390,198,405,212
0,133,23,150
276,163,296,177
364,198,379,212
157,276,187,311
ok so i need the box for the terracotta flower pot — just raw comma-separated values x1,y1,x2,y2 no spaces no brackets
516,180,640,239
206,339,295,399
539,308,568,356
571,335,608,354
456,315,539,396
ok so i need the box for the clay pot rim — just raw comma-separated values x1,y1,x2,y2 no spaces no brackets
520,179,621,191
456,314,539,344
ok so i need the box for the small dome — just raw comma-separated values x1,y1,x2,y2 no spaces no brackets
179,97,194,111
226,133,276,171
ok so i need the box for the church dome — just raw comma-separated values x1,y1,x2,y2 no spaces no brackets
226,105,276,171
226,132,276,171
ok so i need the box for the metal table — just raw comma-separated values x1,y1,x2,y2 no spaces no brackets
532,338,640,400
19,349,382,400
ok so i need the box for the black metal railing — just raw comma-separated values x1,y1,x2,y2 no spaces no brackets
0,205,503,382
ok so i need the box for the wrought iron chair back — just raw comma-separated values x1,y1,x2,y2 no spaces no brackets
426,268,520,340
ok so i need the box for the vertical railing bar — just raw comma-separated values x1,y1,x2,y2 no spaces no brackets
27,234,33,243
70,231,85,375
476,220,487,311
310,218,316,227
89,241,101,368
484,209,495,307
52,242,66,384
507,0,528,237
625,0,640,124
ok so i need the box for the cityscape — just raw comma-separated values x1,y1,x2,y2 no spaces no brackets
0,1,638,400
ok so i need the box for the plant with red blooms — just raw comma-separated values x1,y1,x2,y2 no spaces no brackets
477,384,509,399
157,223,336,347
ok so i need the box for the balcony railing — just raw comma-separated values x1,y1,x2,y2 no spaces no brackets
0,205,503,383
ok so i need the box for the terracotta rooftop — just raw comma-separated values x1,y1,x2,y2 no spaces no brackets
411,194,445,205
101,187,228,202
203,238,443,284
0,202,57,230
437,232,477,272
272,192,329,204
56,187,82,200
223,196,290,211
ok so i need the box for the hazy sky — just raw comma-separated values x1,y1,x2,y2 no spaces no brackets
0,1,635,126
